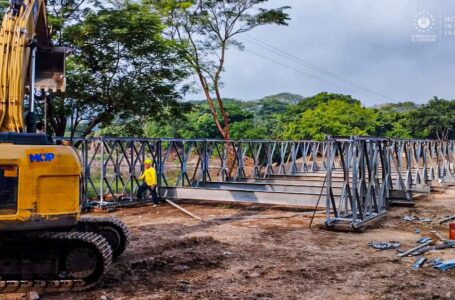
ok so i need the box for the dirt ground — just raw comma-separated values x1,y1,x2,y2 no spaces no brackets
42,187,455,300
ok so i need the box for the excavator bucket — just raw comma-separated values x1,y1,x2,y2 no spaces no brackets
35,47,66,92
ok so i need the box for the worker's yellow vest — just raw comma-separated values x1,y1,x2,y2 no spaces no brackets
139,167,157,186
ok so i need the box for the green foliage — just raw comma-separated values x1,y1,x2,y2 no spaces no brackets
62,2,189,137
283,100,378,141
143,95,284,139
410,97,455,140
259,93,304,105
46,0,91,42
181,111,219,138
98,119,145,137
254,93,302,116
230,119,268,140
101,91,455,142
0,0,8,13
375,102,418,113
284,92,360,121
374,102,417,139
375,111,413,139
144,120,172,138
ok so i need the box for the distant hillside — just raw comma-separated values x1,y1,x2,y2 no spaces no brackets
255,93,304,104
187,92,304,104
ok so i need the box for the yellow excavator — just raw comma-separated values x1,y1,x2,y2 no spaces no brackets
0,0,129,293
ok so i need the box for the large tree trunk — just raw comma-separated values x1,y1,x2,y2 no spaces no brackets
196,72,230,140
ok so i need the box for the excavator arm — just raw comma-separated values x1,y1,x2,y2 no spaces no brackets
0,0,65,133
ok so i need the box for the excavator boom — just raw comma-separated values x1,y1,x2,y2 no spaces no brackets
0,0,65,133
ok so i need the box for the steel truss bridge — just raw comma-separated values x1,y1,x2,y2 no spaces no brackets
57,137,455,230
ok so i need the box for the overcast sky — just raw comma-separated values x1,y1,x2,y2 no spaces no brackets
188,0,455,106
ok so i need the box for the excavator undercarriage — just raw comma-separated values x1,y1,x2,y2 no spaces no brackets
0,216,129,293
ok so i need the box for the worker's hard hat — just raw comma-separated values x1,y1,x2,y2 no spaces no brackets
144,159,152,165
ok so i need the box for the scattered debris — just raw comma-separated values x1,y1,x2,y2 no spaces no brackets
444,240,455,247
416,237,432,244
397,241,432,257
402,215,432,223
412,256,426,270
368,241,400,250
419,218,432,223
428,258,443,267
439,215,455,224
434,259,455,271
411,243,453,256
402,215,416,222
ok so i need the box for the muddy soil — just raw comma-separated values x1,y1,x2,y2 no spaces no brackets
43,188,455,300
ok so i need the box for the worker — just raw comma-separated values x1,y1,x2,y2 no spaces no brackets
136,159,160,206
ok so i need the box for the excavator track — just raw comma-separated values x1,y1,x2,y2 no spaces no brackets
77,216,130,259
0,231,112,293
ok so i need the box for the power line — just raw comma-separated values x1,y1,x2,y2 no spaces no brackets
244,49,358,94
242,34,394,102
245,47,389,101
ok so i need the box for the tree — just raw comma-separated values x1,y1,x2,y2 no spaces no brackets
61,3,189,138
230,119,268,140
0,0,8,13
284,92,360,122
411,97,455,140
150,0,290,140
283,100,378,141
374,102,417,139
144,98,255,139
46,0,90,44
98,119,145,137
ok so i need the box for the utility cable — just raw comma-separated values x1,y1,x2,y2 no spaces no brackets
243,34,394,102
244,49,363,95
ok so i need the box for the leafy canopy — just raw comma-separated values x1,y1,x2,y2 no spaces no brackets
63,2,189,137
283,100,378,141
410,97,455,140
